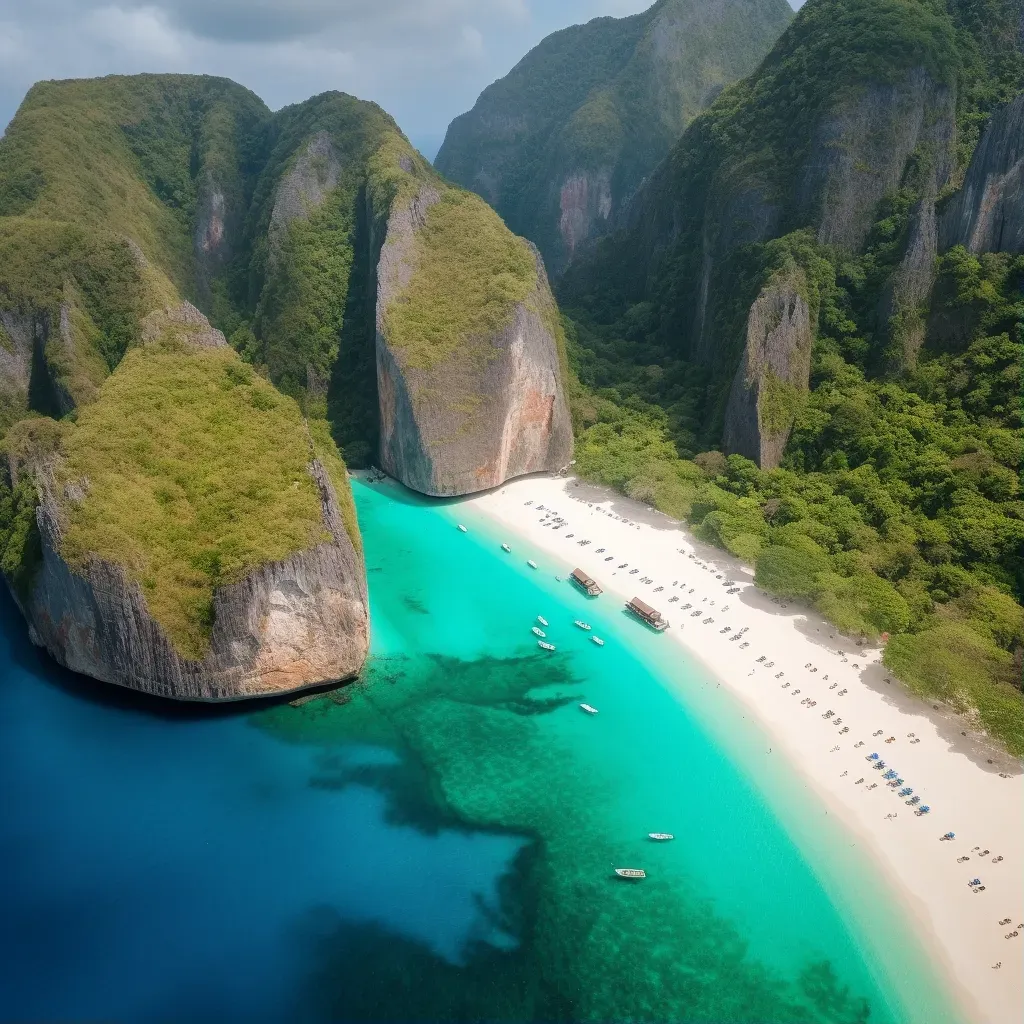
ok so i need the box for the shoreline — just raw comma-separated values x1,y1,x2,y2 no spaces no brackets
450,472,1023,1024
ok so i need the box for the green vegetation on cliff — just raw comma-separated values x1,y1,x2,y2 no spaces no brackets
384,189,536,370
0,74,269,293
237,92,402,414
55,337,334,660
561,0,1024,752
436,0,793,272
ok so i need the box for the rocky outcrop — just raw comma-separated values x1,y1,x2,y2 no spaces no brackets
16,458,368,702
800,67,955,252
722,271,813,469
193,171,230,301
3,301,370,701
268,131,341,259
877,197,939,368
0,310,37,433
375,185,573,497
940,93,1024,254
558,169,614,262
141,301,227,349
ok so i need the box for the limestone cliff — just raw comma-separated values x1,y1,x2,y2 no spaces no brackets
799,67,954,251
14,457,368,702
374,182,572,496
722,271,812,469
2,304,370,702
0,310,37,433
940,92,1024,254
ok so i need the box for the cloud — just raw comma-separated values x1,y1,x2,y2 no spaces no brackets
87,6,184,59
0,0,798,160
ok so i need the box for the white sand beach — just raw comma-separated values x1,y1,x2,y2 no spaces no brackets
460,473,1023,1024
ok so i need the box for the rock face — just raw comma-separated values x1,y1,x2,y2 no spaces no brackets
375,185,573,497
141,301,228,349
267,132,341,259
877,198,939,367
940,93,1024,254
800,68,954,251
722,272,813,469
435,0,792,274
0,310,38,431
17,459,368,702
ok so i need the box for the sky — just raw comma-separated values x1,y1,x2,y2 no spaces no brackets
0,0,801,160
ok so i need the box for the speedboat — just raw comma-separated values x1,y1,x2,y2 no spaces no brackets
501,543,511,553
538,641,556,651
527,560,538,569
614,868,646,879
537,616,549,626
580,703,599,715
531,626,546,638
591,636,605,647
574,620,592,631
457,524,468,533
648,833,674,841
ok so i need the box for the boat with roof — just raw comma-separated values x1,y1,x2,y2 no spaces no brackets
626,597,669,631
648,833,674,841
614,868,646,879
569,568,603,596
501,543,511,553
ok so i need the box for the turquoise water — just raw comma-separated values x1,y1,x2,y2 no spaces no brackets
0,476,959,1021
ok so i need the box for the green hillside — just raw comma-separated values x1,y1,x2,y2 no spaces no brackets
0,75,366,660
559,0,1024,752
435,0,793,273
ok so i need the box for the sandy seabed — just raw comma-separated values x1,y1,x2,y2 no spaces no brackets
458,473,1023,1024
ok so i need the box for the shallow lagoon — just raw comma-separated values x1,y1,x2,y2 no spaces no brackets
0,477,958,1021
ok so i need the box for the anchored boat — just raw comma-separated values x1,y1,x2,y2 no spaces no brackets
531,626,546,638
457,524,468,533
527,560,538,569
537,616,549,626
591,636,605,646
648,833,675,841
569,568,603,596
580,703,599,715
538,640,556,651
614,868,646,879
574,620,592,631
501,543,511,553
626,597,669,631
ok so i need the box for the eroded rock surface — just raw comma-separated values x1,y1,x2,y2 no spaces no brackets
375,185,572,496
800,67,955,252
4,302,369,702
17,459,368,702
941,93,1024,254
268,131,341,259
723,272,813,469
0,310,38,430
